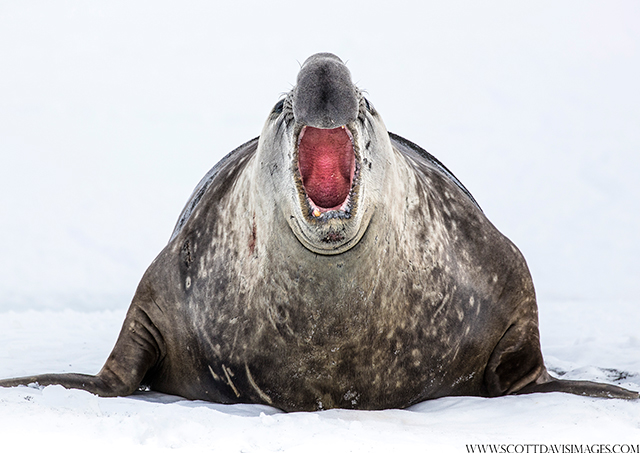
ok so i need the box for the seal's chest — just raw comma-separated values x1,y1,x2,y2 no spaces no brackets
215,311,469,411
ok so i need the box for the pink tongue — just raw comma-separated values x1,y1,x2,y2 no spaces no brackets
298,126,355,210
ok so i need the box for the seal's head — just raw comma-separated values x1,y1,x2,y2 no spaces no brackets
255,53,394,255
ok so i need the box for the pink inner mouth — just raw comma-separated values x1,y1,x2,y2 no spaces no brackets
298,126,355,211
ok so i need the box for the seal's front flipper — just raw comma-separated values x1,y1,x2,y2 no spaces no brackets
514,369,639,399
484,320,639,400
483,320,548,396
0,372,127,395
0,291,165,397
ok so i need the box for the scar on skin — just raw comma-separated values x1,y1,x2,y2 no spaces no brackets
245,363,273,405
222,364,240,398
208,364,221,381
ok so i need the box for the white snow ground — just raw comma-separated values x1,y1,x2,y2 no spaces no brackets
1,1,640,451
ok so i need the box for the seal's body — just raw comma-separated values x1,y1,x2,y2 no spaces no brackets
1,53,636,410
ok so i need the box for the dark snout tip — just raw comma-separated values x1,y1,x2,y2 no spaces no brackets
293,53,358,129
300,53,345,67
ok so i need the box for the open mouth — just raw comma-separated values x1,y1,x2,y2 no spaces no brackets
297,125,356,216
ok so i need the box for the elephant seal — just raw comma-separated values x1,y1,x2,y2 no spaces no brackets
1,53,637,410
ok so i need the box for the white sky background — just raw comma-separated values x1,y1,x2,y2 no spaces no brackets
0,1,639,309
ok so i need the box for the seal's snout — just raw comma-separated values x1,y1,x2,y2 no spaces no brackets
293,53,358,128
293,53,359,218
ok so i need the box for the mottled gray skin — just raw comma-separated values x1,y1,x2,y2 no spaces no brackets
1,53,637,410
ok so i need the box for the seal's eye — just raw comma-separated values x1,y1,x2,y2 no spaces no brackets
272,99,284,115
364,97,373,112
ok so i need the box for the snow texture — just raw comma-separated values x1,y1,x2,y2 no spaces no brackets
1,1,639,451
